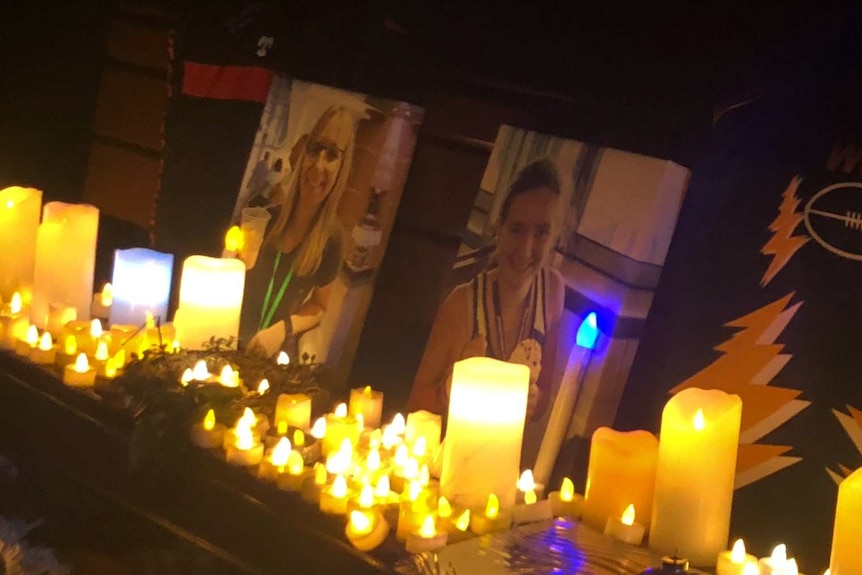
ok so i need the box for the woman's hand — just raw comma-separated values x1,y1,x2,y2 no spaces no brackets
247,320,287,357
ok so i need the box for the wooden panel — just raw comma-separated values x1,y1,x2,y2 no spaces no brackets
83,142,160,229
106,18,171,72
93,68,168,151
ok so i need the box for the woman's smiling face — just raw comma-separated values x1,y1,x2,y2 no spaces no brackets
496,187,558,289
299,111,351,206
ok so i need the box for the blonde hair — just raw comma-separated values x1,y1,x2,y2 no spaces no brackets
267,106,356,276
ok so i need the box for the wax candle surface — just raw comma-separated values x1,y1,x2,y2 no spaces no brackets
649,387,742,566
173,255,245,349
406,410,443,456
0,186,42,300
110,248,174,326
583,427,658,531
349,386,384,429
441,357,529,510
830,466,862,575
276,393,312,431
32,202,99,328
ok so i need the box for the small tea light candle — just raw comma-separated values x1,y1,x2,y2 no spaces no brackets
15,324,39,357
30,332,57,365
322,403,360,456
218,364,241,388
225,417,264,467
84,319,103,355
92,339,110,371
259,437,292,481
277,450,312,491
301,462,329,504
90,283,112,319
759,544,796,575
276,351,289,365
448,509,472,543
349,386,384,429
516,469,545,503
397,480,433,541
717,539,758,575
512,470,552,525
320,474,351,515
63,353,96,387
55,335,78,368
549,477,584,518
276,393,312,431
604,504,645,546
406,515,448,554
0,292,29,347
470,493,512,535
190,409,226,449
346,509,390,552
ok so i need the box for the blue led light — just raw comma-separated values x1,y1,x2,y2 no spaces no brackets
575,312,599,349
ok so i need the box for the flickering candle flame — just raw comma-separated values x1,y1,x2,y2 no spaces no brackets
349,510,373,537
334,403,348,418
310,417,326,439
180,368,194,386
257,378,270,394
394,444,409,467
192,359,209,381
407,480,422,502
338,438,353,458
332,475,348,498
381,425,400,450
73,353,90,373
235,425,254,450
203,409,216,431
771,544,787,564
95,340,109,361
366,449,381,472
560,477,575,502
693,408,706,431
418,464,430,486
104,358,118,378
375,476,390,499
517,469,536,492
419,515,436,538
786,559,798,575
238,407,256,428
621,504,636,526
438,496,453,519
25,325,38,346
293,429,305,446
224,226,244,252
219,364,239,388
38,332,52,351
742,565,759,575
271,437,292,467
277,420,288,435
412,436,427,458
358,484,375,508
314,463,327,485
391,413,406,434
64,335,77,355
524,489,537,505
113,349,126,368
730,539,746,563
100,283,113,306
9,292,21,314
486,493,500,519
363,385,373,396
276,351,289,365
403,458,419,480
90,319,102,338
455,509,471,532
287,450,304,475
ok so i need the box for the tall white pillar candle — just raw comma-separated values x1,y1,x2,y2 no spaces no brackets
649,387,742,566
441,357,529,510
32,202,99,329
173,255,245,349
829,466,862,574
109,248,174,326
0,186,42,300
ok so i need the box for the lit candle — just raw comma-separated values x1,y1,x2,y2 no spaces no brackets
322,403,361,456
405,410,443,458
759,544,796,575
190,409,226,449
512,470,553,525
45,303,77,340
441,357,530,510
396,480,433,541
109,248,174,327
583,427,659,531
717,539,758,575
90,282,112,319
218,364,241,388
30,332,57,365
102,357,118,379
405,515,448,554
0,292,29,347
256,378,270,395
15,324,39,357
276,450,312,491
345,509,390,552
469,493,513,536
649,387,742,566
604,504,645,546
516,469,545,502
55,335,79,368
276,351,290,365
259,437,292,481
548,477,584,518
348,386,384,429
0,186,41,301
224,414,264,467
63,353,96,387
92,340,110,371
173,255,245,350
319,474,351,515
448,509,472,543
32,202,99,328
830,466,862,575
222,226,244,259
276,393,312,431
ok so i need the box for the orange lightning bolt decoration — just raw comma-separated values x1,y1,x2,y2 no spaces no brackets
828,405,862,485
670,293,810,488
761,176,809,286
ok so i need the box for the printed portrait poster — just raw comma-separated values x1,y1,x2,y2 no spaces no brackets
232,78,423,384
412,124,689,486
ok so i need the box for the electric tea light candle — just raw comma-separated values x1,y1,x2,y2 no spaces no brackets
512,470,552,525
405,515,448,554
190,409,226,449
30,332,56,365
349,386,384,429
345,510,390,552
470,493,512,536
63,353,96,388
717,539,758,575
604,504,645,546
548,477,584,518
276,393,312,431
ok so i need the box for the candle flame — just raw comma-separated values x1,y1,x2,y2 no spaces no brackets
203,409,216,431
25,325,38,346
238,407,256,428
64,335,77,355
271,437,291,467
560,477,575,502
235,425,254,450
38,332,52,351
73,353,90,373
332,475,348,498
314,463,327,485
104,358,117,378
276,351,289,365
366,449,381,472
293,429,305,446
403,458,419,480
334,403,348,418
356,413,364,431
90,319,102,338
391,413,406,434
419,515,436,538
412,436,427,458
742,565,759,575
621,504,636,526
394,443,409,467
219,364,239,388
418,464,430,486
407,480,422,502
100,283,113,306
730,539,747,563
485,494,500,519
338,438,353,458
257,378,270,394
786,559,798,575
95,340,109,361
10,292,21,314
437,496,452,519
287,450,304,475
525,489,537,505
374,476,390,499
693,408,706,431
277,420,288,435
180,368,194,386
823,569,831,575
358,483,375,508
349,510,373,537
363,385,373,396
381,425,400,450
192,360,209,381
771,544,787,563
224,226,244,252
517,469,536,492
113,349,126,369
310,417,326,439
454,509,471,532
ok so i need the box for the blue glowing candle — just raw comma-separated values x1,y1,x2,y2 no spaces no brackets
109,248,174,327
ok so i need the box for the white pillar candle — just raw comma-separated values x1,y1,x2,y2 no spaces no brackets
649,387,742,566
830,466,862,574
441,357,529,510
405,410,443,456
348,386,384,429
109,248,174,327
32,202,99,328
173,255,245,349
0,186,42,301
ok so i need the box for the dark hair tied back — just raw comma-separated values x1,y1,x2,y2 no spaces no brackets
500,158,561,222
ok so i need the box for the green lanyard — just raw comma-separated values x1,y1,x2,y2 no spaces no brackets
258,250,296,332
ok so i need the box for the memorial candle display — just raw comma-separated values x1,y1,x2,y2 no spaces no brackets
32,202,100,328
109,248,174,327
173,255,245,350
441,357,529,510
0,186,42,300
649,387,742,566
583,427,659,531
348,386,384,430
829,466,862,575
